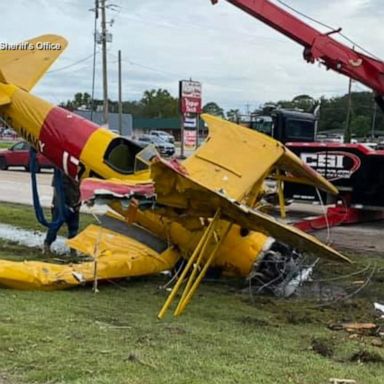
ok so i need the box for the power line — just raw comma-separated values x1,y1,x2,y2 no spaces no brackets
276,0,383,61
47,53,95,74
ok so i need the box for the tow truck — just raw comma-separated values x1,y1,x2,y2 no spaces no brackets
211,0,384,230
247,108,317,143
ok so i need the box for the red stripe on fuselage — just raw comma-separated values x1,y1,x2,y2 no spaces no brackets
39,107,98,177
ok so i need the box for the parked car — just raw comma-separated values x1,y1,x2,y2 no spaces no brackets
0,127,18,140
136,135,175,156
0,141,53,172
149,130,175,144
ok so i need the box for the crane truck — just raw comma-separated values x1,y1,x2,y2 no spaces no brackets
211,0,384,229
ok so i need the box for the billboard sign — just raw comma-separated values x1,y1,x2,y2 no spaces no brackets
184,129,197,148
180,80,202,114
184,116,197,128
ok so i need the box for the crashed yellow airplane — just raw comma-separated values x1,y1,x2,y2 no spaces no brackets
0,35,350,317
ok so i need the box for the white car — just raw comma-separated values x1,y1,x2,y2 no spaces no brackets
149,130,175,144
136,135,175,157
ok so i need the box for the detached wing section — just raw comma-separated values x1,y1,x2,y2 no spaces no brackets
0,34,68,91
183,114,338,199
151,158,350,263
0,220,179,290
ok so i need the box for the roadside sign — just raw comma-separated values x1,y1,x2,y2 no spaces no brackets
179,80,202,114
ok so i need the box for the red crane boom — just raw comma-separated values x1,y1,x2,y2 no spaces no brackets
211,0,384,109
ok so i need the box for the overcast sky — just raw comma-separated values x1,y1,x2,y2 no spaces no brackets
1,0,382,113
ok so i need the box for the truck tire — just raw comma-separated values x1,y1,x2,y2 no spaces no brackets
0,157,7,170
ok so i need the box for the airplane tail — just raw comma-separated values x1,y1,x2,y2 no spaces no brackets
0,34,68,94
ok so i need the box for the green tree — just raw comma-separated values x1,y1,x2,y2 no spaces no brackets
203,102,224,117
226,109,240,122
65,92,92,110
351,115,371,137
291,94,316,112
140,89,178,118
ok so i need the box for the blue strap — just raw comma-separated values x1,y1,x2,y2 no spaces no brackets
30,148,67,230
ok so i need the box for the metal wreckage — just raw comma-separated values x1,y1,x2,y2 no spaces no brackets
0,32,352,316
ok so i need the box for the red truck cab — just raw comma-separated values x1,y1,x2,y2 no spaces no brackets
0,141,53,172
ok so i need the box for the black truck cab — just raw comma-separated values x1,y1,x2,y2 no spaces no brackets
249,109,317,143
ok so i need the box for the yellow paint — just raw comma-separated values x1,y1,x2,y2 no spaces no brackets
0,34,68,91
183,114,284,200
184,114,339,200
0,225,179,290
80,128,152,181
0,87,52,145
174,223,232,316
158,209,222,319
126,210,269,278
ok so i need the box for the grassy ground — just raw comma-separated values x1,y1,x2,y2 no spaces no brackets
0,141,14,149
0,202,96,233
0,203,384,384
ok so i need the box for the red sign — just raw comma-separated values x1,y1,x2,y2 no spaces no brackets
180,80,202,114
184,130,197,148
181,97,201,114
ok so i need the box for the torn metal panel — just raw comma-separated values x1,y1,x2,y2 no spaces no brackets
183,114,338,200
0,225,179,290
183,114,285,200
151,158,350,263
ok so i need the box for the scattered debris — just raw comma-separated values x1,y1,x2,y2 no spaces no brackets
349,349,383,363
311,337,334,358
248,241,309,297
274,259,318,297
95,320,132,330
126,353,156,369
371,338,383,348
328,322,378,336
374,302,384,319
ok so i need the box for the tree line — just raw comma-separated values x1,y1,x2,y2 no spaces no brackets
62,90,384,137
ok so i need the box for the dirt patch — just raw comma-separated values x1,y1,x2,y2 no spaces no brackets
0,373,12,384
238,316,271,327
311,337,335,358
349,350,384,363
165,325,187,335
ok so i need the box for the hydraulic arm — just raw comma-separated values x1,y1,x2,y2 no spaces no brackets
211,0,384,110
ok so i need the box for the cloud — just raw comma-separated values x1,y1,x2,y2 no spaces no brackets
1,0,381,113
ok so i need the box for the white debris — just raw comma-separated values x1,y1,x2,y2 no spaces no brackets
274,259,319,298
374,302,384,319
0,223,69,255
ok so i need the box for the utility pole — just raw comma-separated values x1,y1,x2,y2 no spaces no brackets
90,0,98,122
344,77,353,144
101,0,109,126
344,46,355,144
118,50,123,135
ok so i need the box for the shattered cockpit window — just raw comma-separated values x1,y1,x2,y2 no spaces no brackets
134,144,159,172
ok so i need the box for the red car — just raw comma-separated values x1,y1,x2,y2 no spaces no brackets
0,141,53,172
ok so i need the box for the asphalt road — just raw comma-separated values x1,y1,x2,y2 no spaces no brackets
0,169,53,207
0,169,383,254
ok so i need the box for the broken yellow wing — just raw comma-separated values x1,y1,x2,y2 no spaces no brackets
183,114,338,200
151,158,350,263
0,224,179,290
0,34,68,91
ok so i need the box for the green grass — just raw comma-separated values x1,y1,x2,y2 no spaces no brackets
0,141,14,149
0,202,384,383
0,202,96,232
